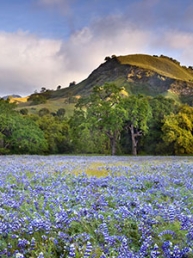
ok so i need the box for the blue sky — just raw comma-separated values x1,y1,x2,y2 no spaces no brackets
0,0,193,96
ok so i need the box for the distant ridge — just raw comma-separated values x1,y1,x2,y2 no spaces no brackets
2,94,21,100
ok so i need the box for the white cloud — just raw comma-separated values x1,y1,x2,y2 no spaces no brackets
149,30,193,65
0,30,67,96
57,15,152,79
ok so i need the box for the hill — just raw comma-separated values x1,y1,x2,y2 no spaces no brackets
16,53,193,113
48,54,193,102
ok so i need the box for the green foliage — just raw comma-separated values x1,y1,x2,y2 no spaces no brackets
19,108,29,115
10,119,48,154
122,95,152,155
143,96,179,154
76,83,127,155
123,95,152,133
0,99,48,154
162,105,193,154
38,107,50,117
35,115,72,153
0,98,16,112
28,93,47,105
0,113,48,154
56,108,66,117
69,110,108,154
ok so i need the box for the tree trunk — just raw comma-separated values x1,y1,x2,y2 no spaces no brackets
0,138,4,148
110,136,116,155
130,124,137,155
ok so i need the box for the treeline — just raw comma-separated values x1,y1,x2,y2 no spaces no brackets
0,83,193,155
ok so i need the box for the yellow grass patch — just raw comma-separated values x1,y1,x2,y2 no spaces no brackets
74,162,109,177
117,54,193,82
10,96,29,104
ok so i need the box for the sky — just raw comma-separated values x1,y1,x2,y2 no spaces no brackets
0,0,193,97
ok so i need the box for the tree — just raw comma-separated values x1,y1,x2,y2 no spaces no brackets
69,81,76,87
57,85,62,90
69,110,108,154
35,115,72,154
56,108,66,118
162,105,193,154
40,87,47,93
0,98,16,112
0,99,18,151
11,120,48,154
38,108,50,117
0,113,48,154
144,96,179,154
20,108,29,115
123,95,152,155
76,83,127,155
28,93,47,105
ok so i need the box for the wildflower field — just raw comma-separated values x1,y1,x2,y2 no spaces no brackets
0,155,193,258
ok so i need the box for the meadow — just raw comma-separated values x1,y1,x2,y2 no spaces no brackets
0,155,193,258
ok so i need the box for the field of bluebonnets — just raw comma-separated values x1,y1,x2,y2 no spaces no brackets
0,155,193,258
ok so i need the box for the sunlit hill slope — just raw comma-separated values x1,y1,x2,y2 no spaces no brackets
15,53,193,113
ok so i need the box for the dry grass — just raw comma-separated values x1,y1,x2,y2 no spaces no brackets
85,162,109,177
9,96,29,104
73,161,109,177
16,98,76,117
117,54,193,82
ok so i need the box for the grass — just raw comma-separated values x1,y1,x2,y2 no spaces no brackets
16,98,76,116
162,90,181,103
9,96,29,104
117,54,193,82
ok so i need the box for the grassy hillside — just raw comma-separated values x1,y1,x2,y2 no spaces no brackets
9,96,29,104
117,54,193,81
16,98,76,117
15,54,193,113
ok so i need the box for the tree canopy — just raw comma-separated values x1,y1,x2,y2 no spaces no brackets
162,105,193,154
0,86,192,155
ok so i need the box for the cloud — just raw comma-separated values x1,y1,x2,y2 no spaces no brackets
0,30,66,96
57,14,151,79
151,30,193,65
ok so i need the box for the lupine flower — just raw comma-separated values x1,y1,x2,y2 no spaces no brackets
83,241,92,257
15,253,25,258
37,252,44,258
150,244,160,258
162,241,173,258
17,238,30,249
68,243,76,257
30,237,36,248
159,230,176,238
100,254,107,258
0,156,193,257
